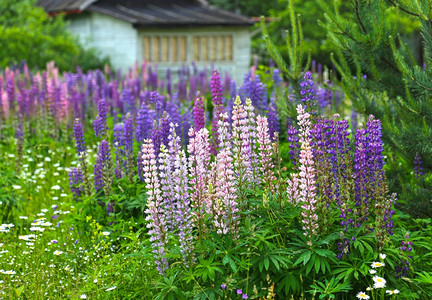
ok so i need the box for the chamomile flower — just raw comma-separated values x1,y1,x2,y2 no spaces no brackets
53,250,63,256
356,291,370,299
102,232,110,236
372,276,386,288
369,269,377,274
379,253,387,260
371,261,385,268
386,290,399,295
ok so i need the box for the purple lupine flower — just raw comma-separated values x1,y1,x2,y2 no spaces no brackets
221,284,226,290
142,139,169,275
250,75,268,112
296,104,318,241
113,122,125,179
94,140,112,195
73,118,86,156
93,98,108,137
180,110,192,146
287,123,300,165
396,232,414,278
273,69,282,88
210,69,225,155
239,72,251,101
150,91,163,119
136,105,154,143
299,71,316,112
354,124,369,227
124,113,134,155
242,294,248,299
229,80,237,103
68,167,84,200
414,153,424,179
193,92,205,131
267,96,280,138
121,88,134,114
366,115,384,189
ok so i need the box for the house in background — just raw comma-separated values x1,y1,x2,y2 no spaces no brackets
38,0,254,82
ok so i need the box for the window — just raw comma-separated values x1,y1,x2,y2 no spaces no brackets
142,35,187,63
193,35,233,62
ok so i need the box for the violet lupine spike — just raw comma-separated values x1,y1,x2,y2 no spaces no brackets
93,98,108,137
296,104,318,241
69,167,84,200
113,122,125,179
94,140,113,196
187,127,211,236
396,232,414,278
136,105,153,143
414,153,425,179
210,69,225,155
287,123,300,166
214,113,238,236
299,71,316,112
256,115,277,193
168,123,194,265
267,96,280,138
366,115,385,192
193,92,205,131
73,118,86,157
142,140,169,275
353,124,369,228
124,113,134,155
231,96,249,190
273,69,282,88
180,110,192,146
250,75,268,112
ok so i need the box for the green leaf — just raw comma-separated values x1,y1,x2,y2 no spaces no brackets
264,256,270,270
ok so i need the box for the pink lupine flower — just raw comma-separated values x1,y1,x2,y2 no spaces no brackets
214,113,239,236
244,98,260,184
296,104,318,241
142,139,169,275
256,115,277,193
187,127,211,235
168,123,194,265
286,173,300,204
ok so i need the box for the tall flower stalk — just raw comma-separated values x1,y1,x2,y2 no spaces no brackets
214,113,238,236
256,115,276,193
142,139,169,275
296,104,318,243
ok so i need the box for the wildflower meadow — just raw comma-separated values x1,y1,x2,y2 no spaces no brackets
1,1,432,299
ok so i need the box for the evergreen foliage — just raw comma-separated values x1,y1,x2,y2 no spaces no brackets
316,0,432,217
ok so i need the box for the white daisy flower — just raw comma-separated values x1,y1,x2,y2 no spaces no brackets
369,269,377,274
12,185,21,190
386,290,399,295
379,253,387,260
371,262,385,268
105,286,117,291
356,291,370,299
372,276,386,288
102,232,110,236
53,250,63,256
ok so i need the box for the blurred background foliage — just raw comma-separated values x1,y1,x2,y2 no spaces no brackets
0,0,110,72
